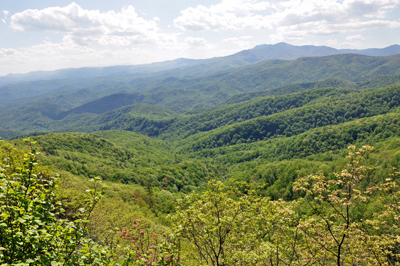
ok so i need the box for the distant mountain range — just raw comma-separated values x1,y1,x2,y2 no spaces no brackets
1,42,399,87
1,42,400,139
1,53,400,139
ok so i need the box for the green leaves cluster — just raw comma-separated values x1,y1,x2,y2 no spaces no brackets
22,132,225,192
170,181,303,265
0,139,110,265
0,138,185,266
184,85,400,151
293,145,388,265
172,146,400,265
116,219,181,266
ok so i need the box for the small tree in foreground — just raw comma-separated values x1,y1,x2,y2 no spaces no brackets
172,146,400,265
366,168,400,264
293,145,388,265
0,138,110,265
170,181,317,266
116,219,181,265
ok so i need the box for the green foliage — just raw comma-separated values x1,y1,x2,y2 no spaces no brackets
190,111,400,165
181,85,400,151
367,170,400,263
139,53,400,110
172,147,400,265
226,74,400,104
2,54,400,137
116,219,181,266
12,83,394,143
293,145,386,265
160,87,358,140
0,138,185,265
170,181,303,265
0,128,21,140
4,55,400,265
0,139,110,265
11,132,225,192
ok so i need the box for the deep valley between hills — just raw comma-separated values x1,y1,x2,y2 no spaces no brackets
2,43,400,265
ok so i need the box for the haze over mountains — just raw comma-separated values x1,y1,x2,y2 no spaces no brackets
1,42,400,140
4,0,400,261
3,42,400,261
2,42,400,86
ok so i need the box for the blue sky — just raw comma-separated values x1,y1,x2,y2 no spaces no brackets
1,0,400,75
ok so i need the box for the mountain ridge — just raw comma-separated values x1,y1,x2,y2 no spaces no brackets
1,42,399,87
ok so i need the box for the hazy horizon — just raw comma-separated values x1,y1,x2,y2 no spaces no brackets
1,0,400,76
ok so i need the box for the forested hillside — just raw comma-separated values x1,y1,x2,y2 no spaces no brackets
2,53,400,139
226,74,400,104
2,46,400,265
180,85,400,150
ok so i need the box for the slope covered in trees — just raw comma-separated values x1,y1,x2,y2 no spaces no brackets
3,131,400,264
2,53,400,139
226,74,400,104
5,82,400,206
178,85,400,151
2,47,400,264
12,131,226,192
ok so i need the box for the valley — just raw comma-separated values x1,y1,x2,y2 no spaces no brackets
2,42,400,265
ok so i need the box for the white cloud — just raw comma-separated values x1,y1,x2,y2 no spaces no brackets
0,37,182,75
2,10,9,23
222,36,256,48
339,34,368,48
339,41,359,48
326,39,339,47
270,19,400,42
222,36,251,42
174,0,274,31
174,0,400,38
2,0,399,75
274,0,400,26
346,34,366,41
0,48,19,56
10,3,174,46
185,37,207,46
184,37,214,50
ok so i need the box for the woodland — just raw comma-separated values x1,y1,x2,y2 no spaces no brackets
2,43,400,265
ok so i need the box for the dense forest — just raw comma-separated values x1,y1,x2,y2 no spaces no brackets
2,46,400,265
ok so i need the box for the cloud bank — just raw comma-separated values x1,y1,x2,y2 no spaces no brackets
10,2,175,46
1,0,399,75
174,0,400,41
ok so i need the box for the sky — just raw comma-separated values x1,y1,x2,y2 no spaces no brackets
0,0,399,76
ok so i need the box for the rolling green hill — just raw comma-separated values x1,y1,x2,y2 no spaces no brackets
225,74,400,104
11,131,226,192
188,112,400,164
178,85,400,151
56,85,400,144
3,44,400,266
2,53,400,138
3,42,398,88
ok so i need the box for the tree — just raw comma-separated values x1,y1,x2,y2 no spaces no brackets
0,138,110,265
293,145,388,265
116,219,181,266
170,181,313,266
366,168,400,264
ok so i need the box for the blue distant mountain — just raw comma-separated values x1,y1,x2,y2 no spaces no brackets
1,42,399,87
